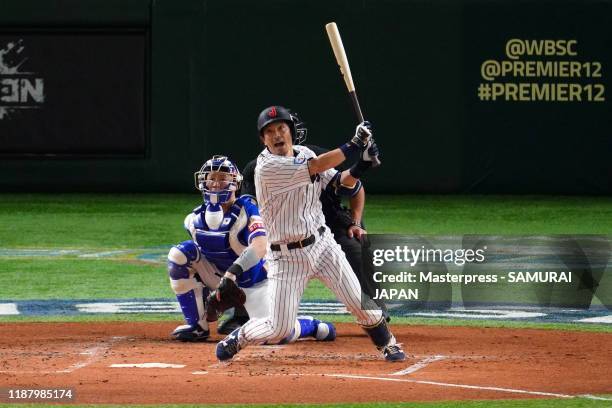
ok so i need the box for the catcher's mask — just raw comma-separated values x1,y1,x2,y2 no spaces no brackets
194,155,243,205
257,105,307,145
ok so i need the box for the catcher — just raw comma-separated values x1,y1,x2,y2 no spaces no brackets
167,154,336,344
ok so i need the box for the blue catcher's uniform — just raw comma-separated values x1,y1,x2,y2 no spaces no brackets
185,195,267,289
167,195,269,335
167,154,336,344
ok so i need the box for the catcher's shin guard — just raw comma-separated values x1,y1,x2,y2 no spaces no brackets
296,317,336,341
277,318,336,344
312,319,336,341
168,262,209,338
175,290,203,327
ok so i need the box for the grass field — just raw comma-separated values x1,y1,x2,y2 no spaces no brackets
0,194,610,319
1,194,610,302
1,194,611,406
1,194,611,249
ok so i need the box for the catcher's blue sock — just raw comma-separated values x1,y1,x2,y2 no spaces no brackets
175,290,199,326
297,317,318,338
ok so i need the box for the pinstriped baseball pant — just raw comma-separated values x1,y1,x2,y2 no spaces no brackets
241,227,383,344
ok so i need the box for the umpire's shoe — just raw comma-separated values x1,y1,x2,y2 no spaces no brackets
379,343,406,362
172,323,210,342
216,327,245,361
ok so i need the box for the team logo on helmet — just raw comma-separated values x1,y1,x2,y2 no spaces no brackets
257,105,308,145
194,155,243,205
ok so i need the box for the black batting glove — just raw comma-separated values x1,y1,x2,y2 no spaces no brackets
360,139,380,162
350,139,380,178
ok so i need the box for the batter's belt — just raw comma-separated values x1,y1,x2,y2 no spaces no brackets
270,226,325,251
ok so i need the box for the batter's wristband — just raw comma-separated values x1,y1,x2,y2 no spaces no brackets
339,142,359,158
349,160,372,179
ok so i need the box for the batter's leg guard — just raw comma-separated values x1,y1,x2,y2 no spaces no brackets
168,242,209,342
363,319,405,362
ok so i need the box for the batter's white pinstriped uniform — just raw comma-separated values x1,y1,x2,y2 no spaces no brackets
240,145,383,344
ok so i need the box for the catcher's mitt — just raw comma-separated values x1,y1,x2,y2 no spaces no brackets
206,277,246,322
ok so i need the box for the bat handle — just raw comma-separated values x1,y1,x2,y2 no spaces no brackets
350,92,381,168
350,91,365,123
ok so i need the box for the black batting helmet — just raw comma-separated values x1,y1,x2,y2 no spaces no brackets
257,105,307,144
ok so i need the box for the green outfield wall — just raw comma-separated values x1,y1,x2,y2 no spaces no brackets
0,0,610,194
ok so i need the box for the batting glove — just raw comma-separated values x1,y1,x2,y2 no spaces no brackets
350,121,373,147
360,140,380,162
349,139,380,178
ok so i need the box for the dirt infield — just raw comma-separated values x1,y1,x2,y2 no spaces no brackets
1,322,611,404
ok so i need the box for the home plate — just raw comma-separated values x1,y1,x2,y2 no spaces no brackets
110,363,185,368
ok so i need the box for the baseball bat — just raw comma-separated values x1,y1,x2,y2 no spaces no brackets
325,22,381,167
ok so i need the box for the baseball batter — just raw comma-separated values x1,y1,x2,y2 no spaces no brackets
168,155,336,344
216,106,405,362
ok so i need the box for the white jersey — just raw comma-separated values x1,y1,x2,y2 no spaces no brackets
254,145,337,244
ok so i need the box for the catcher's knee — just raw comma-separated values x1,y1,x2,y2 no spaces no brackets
168,241,200,265
167,241,201,280
168,262,190,280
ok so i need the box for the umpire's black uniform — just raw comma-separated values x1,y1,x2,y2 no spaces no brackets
241,145,388,319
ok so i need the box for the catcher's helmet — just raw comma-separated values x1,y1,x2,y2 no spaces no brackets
194,155,243,205
257,105,307,144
